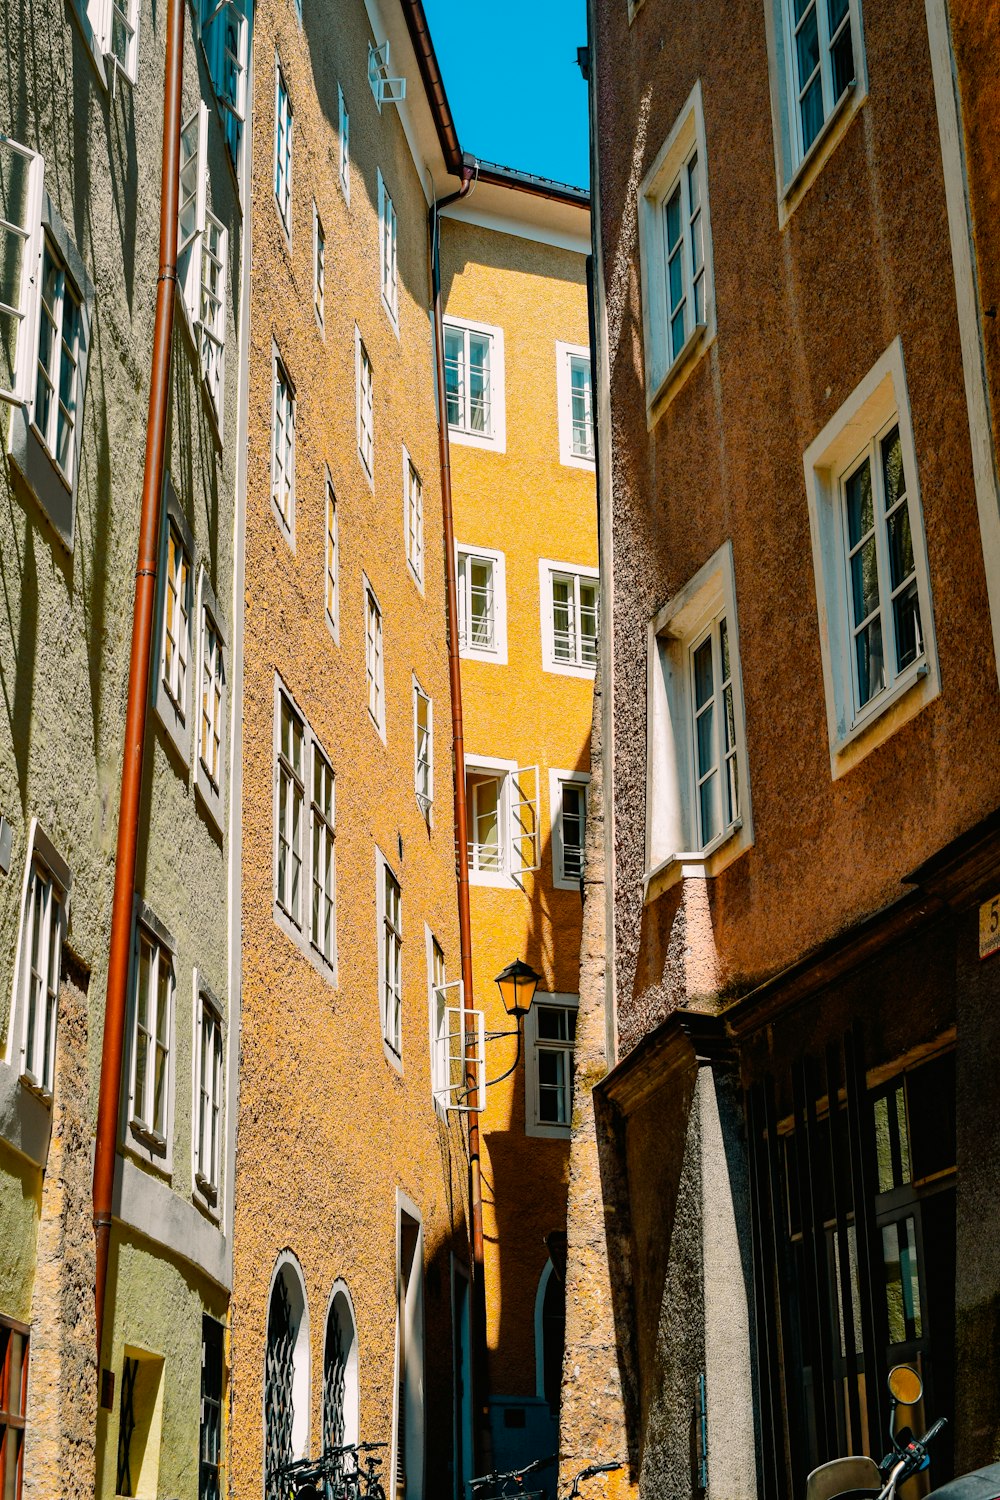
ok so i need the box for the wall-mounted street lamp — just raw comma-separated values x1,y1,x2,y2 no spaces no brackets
494,957,541,1022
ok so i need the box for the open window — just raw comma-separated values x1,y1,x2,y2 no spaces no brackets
433,989,486,1114
199,0,250,176
12,821,71,1101
0,137,44,408
368,41,406,109
465,759,540,886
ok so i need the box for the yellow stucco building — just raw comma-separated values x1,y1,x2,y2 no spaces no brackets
438,178,596,1492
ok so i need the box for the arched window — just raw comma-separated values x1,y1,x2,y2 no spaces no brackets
264,1253,309,1499
322,1281,359,1475
534,1259,566,1416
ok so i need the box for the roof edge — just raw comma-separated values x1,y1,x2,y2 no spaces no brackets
473,160,590,208
397,0,464,177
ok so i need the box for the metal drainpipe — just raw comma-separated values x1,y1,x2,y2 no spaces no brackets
92,0,185,1365
429,165,495,1474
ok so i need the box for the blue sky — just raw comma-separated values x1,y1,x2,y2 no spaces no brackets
422,0,590,189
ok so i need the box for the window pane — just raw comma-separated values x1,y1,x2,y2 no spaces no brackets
850,536,879,625
795,3,820,88
537,1006,569,1041
855,616,884,706
699,770,719,845
665,185,681,252
693,636,714,711
800,74,824,152
893,579,922,672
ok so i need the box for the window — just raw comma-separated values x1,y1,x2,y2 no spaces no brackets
550,771,590,891
194,981,224,1205
356,331,374,479
802,338,939,778
0,137,44,407
535,1262,566,1416
74,0,141,84
264,1258,309,1500
116,1349,166,1498
325,472,339,641
273,678,338,978
127,905,175,1161
274,59,292,236
378,853,403,1059
540,560,598,675
555,343,595,465
310,746,336,970
368,41,406,109
443,318,506,449
365,581,385,737
465,759,540,884
457,545,507,663
178,105,228,415
5,149,92,551
199,0,250,175
313,204,325,327
785,0,856,166
377,170,398,327
645,540,753,901
13,823,70,1099
200,1317,224,1500
338,85,350,202
323,1286,359,1481
524,994,578,1138
404,449,423,585
271,350,295,540
154,487,195,762
0,1317,28,1500
428,934,448,1105
195,571,227,829
275,688,305,929
637,82,715,414
413,681,432,820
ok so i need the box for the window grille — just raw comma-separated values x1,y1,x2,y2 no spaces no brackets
200,1317,224,1500
117,1355,139,1497
0,1317,28,1500
560,783,586,882
264,1275,296,1499
568,354,594,459
444,325,492,436
323,1304,348,1473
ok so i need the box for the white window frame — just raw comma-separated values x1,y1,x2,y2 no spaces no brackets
803,337,939,779
194,567,227,833
313,201,325,329
324,468,339,644
764,0,867,220
192,971,224,1215
426,929,449,1112
178,104,228,418
442,316,506,452
271,345,295,543
376,848,403,1068
364,576,385,740
645,540,753,902
0,137,45,408
125,900,176,1173
274,679,306,937
274,56,293,238
549,770,591,892
272,674,338,982
338,85,350,203
413,677,433,822
198,0,250,179
309,742,337,977
403,446,424,587
7,186,93,553
524,992,578,1139
368,41,406,110
539,558,599,677
153,481,195,764
465,755,541,888
456,543,508,664
356,327,374,483
72,0,141,86
637,80,716,421
11,821,70,1102
555,342,595,468
377,169,399,331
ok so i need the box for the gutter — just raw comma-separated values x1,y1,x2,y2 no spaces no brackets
92,0,184,1365
429,163,494,1475
397,0,464,175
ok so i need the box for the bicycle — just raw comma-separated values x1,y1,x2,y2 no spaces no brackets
562,1461,623,1498
469,1455,622,1500
274,1440,388,1500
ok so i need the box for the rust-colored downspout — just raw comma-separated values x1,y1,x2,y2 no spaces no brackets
430,167,494,1473
92,0,185,1363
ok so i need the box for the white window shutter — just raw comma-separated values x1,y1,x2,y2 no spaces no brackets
0,137,44,407
436,997,486,1113
378,76,407,105
510,765,541,875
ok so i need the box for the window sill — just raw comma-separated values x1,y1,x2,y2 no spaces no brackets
193,1175,221,1224
9,414,76,552
542,655,597,680
829,659,937,780
560,449,596,472
194,770,225,841
448,425,506,456
126,1122,172,1181
18,1070,53,1107
646,320,711,427
459,645,508,667
525,1117,572,1141
778,81,865,228
643,818,748,904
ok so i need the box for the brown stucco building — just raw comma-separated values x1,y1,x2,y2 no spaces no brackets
562,0,1000,1497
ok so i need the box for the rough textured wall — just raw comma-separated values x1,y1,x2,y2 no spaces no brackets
559,666,634,1500
596,0,1000,1039
230,0,465,1490
441,215,596,1408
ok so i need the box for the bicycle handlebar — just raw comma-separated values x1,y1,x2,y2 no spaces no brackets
470,1455,557,1488
579,1463,623,1479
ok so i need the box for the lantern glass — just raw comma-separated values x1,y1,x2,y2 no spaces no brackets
494,958,541,1020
